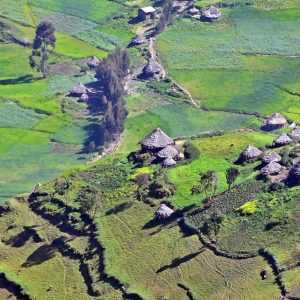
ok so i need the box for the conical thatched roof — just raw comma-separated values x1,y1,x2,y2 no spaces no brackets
70,83,87,95
288,162,300,185
241,145,262,160
262,151,281,164
157,146,179,158
260,162,283,176
263,113,287,130
80,93,89,102
140,128,174,149
143,60,165,79
289,126,300,139
273,134,292,147
162,157,176,167
131,35,147,46
155,204,174,219
189,7,199,15
202,6,221,19
87,56,100,68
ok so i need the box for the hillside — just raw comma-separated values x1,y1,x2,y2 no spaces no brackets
0,0,299,299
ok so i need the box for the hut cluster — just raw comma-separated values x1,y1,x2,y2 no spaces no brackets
69,82,89,102
239,113,300,183
137,128,184,167
187,5,222,21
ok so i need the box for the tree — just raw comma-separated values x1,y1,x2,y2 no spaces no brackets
29,21,56,78
78,188,101,219
202,211,225,241
198,171,219,201
225,167,240,190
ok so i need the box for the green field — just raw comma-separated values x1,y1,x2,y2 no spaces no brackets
157,6,300,119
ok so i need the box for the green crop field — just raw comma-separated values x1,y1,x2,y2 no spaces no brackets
157,6,300,119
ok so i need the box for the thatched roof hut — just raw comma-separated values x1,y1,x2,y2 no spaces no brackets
201,6,221,21
263,113,287,130
142,60,166,80
87,56,100,68
157,145,179,159
289,126,300,139
80,93,89,102
241,145,262,160
130,35,147,46
288,162,300,185
155,203,174,219
70,83,87,96
139,128,174,150
262,151,281,164
260,162,283,176
162,157,176,167
188,7,200,15
273,134,292,147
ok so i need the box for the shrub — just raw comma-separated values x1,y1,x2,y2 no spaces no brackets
183,141,200,161
236,199,258,215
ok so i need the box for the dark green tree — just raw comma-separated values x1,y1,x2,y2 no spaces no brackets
29,21,56,78
225,167,240,190
197,171,219,201
202,211,225,240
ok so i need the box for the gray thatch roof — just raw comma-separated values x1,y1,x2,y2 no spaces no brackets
131,35,147,46
140,128,174,149
157,145,179,158
260,162,283,176
289,126,300,139
155,203,174,219
202,6,221,19
189,7,199,15
70,83,87,95
273,134,292,146
288,162,300,185
241,145,262,160
262,151,281,164
162,157,176,167
143,60,165,79
80,93,89,102
87,56,100,68
266,113,287,127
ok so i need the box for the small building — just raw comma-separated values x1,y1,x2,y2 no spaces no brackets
87,56,100,69
156,203,174,219
240,145,262,161
157,145,179,159
201,6,221,22
138,6,156,21
80,93,89,102
70,83,87,96
188,7,200,15
139,128,174,151
130,35,147,47
162,157,177,167
289,126,300,139
260,162,283,176
262,151,281,164
142,60,166,80
273,134,292,147
262,113,287,131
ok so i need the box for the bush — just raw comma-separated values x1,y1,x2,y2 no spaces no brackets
183,141,200,161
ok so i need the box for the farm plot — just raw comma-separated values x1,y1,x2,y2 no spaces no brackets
157,7,300,118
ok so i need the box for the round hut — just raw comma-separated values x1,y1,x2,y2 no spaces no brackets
87,56,100,69
70,83,87,96
262,151,281,164
201,6,221,21
188,7,200,15
155,204,174,219
288,162,300,185
289,126,300,139
157,145,179,159
241,145,262,161
273,134,292,147
80,93,89,102
260,162,283,176
142,60,166,80
139,128,174,152
162,157,176,167
262,113,287,131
